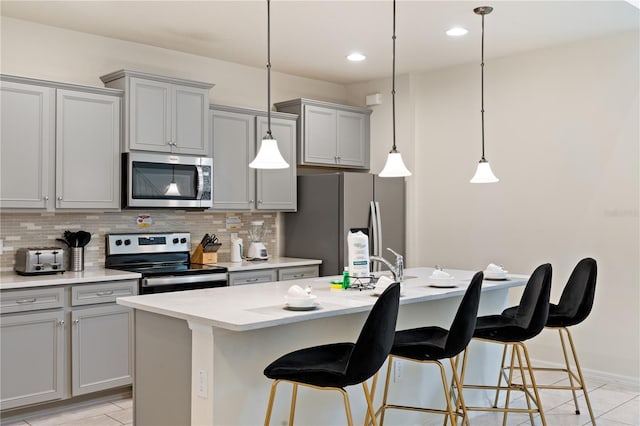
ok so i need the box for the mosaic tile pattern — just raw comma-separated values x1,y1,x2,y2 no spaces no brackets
0,210,278,271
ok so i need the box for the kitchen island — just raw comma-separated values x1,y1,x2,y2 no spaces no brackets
117,267,527,425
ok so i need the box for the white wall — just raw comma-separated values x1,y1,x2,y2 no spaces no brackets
0,17,347,110
348,31,639,381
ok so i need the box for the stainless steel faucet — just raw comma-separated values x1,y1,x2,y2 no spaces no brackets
370,248,404,282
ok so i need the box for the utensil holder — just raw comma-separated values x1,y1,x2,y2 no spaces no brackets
69,247,84,272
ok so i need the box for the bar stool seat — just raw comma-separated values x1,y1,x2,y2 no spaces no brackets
263,282,401,426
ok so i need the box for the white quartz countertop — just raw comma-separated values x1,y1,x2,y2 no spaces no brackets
117,267,527,332
0,268,142,290
215,256,321,272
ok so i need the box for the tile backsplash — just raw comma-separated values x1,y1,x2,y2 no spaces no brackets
0,210,278,272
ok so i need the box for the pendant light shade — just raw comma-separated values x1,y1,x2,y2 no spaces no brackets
469,6,498,184
164,166,181,196
249,0,289,170
379,0,411,178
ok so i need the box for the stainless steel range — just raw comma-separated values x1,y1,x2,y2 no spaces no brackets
105,232,227,294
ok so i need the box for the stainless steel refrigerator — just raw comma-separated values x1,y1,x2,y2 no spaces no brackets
284,172,405,276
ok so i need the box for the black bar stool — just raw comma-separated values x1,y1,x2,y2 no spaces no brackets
460,263,552,426
497,257,597,424
263,282,400,426
374,271,484,426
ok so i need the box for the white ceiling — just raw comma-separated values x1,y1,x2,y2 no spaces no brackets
1,1,638,84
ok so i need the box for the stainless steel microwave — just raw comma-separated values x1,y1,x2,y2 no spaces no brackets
123,152,213,209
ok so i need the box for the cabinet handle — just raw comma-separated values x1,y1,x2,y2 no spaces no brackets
58,320,65,326
293,274,304,278
249,200,254,204
44,196,49,201
246,278,259,282
16,298,36,304
57,196,63,201
96,290,114,296
258,200,263,204
73,319,80,325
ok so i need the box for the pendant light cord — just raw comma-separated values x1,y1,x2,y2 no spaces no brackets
480,11,486,160
391,0,397,153
266,0,273,140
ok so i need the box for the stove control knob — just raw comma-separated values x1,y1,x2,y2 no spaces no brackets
115,240,123,246
35,265,42,271
51,264,58,270
180,238,187,244
124,239,131,246
173,238,179,244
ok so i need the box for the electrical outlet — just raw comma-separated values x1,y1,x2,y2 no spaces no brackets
393,360,402,382
198,370,208,398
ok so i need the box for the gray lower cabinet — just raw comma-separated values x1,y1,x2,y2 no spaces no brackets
278,265,320,281
0,75,122,211
229,265,319,285
210,105,297,211
228,269,278,286
0,280,136,412
274,98,371,169
1,301,65,409
71,305,133,395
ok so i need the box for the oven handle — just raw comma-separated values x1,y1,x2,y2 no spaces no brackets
142,274,228,287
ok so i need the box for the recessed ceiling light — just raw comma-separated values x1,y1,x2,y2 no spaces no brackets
446,27,468,37
347,52,366,62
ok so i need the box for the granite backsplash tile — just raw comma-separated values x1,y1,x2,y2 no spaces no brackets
0,210,278,272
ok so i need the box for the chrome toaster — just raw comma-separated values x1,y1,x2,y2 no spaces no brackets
14,247,66,275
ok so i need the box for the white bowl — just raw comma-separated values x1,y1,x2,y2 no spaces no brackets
284,294,317,307
429,275,455,282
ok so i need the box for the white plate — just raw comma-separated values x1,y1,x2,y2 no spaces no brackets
428,275,455,282
484,271,508,280
284,303,319,311
284,294,317,308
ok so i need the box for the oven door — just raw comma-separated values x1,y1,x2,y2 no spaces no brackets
140,273,227,294
124,152,212,208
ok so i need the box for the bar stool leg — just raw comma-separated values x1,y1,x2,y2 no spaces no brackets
514,343,535,426
362,381,378,426
338,388,354,426
564,327,596,424
364,372,379,426
289,383,298,425
493,343,509,408
502,344,518,426
379,356,394,426
559,328,580,413
264,379,281,426
449,357,470,426
520,343,547,426
436,360,457,426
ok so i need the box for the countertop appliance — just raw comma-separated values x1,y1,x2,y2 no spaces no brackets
247,220,268,260
284,172,405,276
14,247,66,275
122,152,213,209
105,232,227,294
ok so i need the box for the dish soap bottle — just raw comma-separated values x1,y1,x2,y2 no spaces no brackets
342,267,350,289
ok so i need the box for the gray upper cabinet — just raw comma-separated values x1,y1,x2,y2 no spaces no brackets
55,90,120,209
210,105,297,211
0,81,54,209
101,70,213,155
0,76,122,211
274,98,371,169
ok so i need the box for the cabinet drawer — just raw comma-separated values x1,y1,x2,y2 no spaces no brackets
278,265,319,281
71,280,137,306
1,287,64,314
229,269,277,286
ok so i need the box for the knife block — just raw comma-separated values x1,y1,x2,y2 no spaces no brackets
191,244,218,264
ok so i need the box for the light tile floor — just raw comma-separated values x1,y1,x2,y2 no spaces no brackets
3,373,638,425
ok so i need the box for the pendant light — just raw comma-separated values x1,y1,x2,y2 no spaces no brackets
379,0,411,178
165,166,181,196
249,0,289,169
470,6,499,183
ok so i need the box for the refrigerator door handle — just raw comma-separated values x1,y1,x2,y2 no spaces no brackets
370,201,379,272
375,201,383,258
